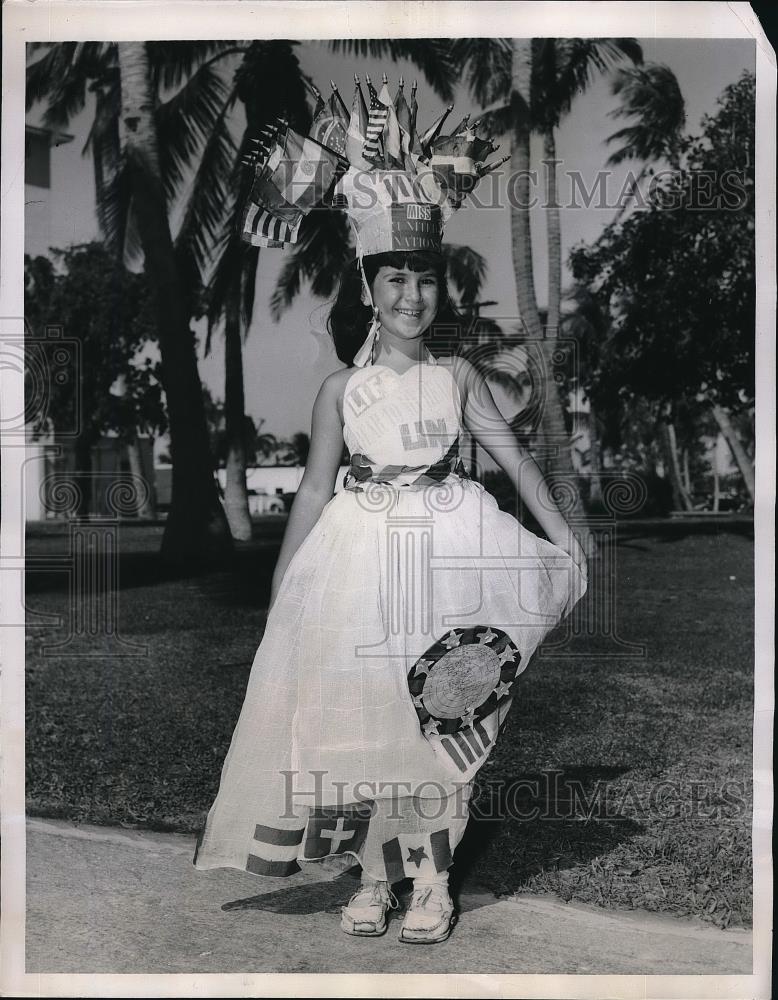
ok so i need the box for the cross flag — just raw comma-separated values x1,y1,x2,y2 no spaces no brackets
381,829,453,882
379,80,403,167
302,802,374,860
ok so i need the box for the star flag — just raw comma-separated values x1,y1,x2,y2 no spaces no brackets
302,802,374,860
381,829,453,882
363,78,389,164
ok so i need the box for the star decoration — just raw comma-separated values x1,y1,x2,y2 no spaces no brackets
460,708,477,726
495,680,513,699
441,632,461,649
423,718,441,736
407,845,429,867
477,628,498,644
412,693,425,708
414,658,433,678
498,646,517,665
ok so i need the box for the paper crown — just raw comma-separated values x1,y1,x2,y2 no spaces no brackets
239,74,509,254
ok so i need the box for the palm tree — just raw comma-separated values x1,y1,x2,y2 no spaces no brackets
203,41,310,539
114,42,235,559
532,39,643,329
605,62,686,222
26,40,242,562
455,38,642,517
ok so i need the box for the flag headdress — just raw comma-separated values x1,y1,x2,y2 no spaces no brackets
240,74,508,364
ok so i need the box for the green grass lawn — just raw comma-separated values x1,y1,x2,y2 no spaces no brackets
25,517,753,928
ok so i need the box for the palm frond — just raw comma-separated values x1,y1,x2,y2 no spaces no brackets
442,243,487,306
606,63,686,165
156,61,236,206
451,38,511,107
146,40,242,92
327,38,458,101
269,210,352,320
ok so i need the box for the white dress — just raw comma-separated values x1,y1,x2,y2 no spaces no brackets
194,354,586,883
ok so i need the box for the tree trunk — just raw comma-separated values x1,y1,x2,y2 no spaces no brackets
126,439,155,518
75,434,93,517
659,418,693,511
510,40,589,544
711,402,755,505
117,42,231,565
712,459,720,512
543,127,561,336
223,284,253,540
587,399,602,504
681,446,691,496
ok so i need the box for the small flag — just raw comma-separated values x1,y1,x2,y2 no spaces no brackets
394,78,414,166
363,77,389,164
410,80,421,155
436,715,497,773
246,822,304,877
346,77,370,168
262,127,345,212
419,104,453,159
381,830,453,882
302,801,374,860
378,80,403,168
355,73,368,128
310,92,348,158
241,202,302,248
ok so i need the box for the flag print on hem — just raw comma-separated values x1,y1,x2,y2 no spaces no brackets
407,626,521,779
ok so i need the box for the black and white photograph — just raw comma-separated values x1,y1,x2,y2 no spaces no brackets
1,2,773,996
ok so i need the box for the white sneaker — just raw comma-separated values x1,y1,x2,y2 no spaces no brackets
398,883,456,944
341,881,399,937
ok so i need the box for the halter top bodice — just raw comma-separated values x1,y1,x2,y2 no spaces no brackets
341,357,468,491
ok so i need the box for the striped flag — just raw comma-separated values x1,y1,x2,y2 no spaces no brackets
241,201,302,248
246,822,304,877
436,717,497,773
381,829,452,882
363,78,389,164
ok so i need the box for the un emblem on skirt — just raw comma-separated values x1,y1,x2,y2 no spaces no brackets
407,627,521,776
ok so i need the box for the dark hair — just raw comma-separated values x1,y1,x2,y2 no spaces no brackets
327,250,462,366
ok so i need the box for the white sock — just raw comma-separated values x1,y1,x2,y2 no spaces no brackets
412,871,450,888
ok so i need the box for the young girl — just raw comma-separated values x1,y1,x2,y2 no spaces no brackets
194,247,587,945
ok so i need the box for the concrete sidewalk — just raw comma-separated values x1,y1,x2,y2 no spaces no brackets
25,818,752,975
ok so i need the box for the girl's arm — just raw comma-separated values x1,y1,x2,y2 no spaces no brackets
459,358,587,571
269,372,346,608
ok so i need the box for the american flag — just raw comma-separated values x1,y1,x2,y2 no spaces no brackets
363,78,389,163
241,202,301,248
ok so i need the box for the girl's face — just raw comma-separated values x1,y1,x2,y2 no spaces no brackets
370,265,439,341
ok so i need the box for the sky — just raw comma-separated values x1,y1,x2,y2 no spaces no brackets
25,37,755,440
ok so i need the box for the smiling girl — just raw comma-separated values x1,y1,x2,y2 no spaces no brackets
195,244,587,945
